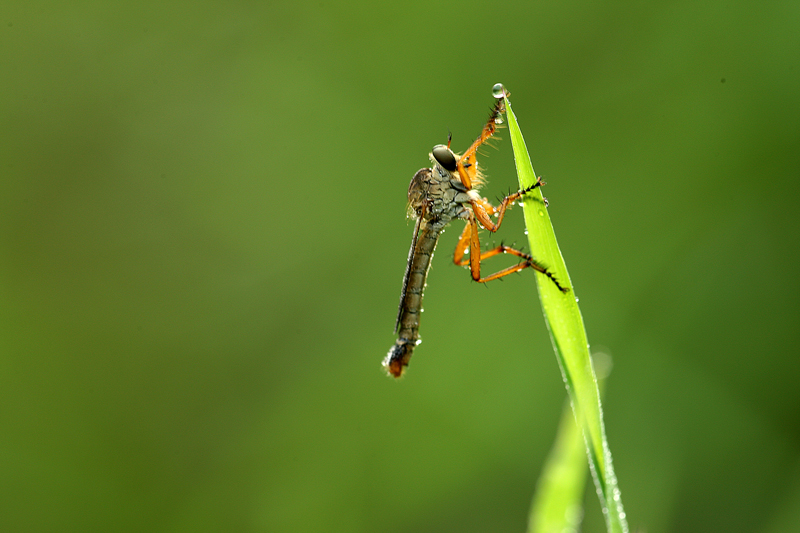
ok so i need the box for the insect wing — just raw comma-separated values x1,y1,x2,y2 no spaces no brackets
395,214,423,333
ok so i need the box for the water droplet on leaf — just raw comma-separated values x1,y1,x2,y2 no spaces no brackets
491,83,507,99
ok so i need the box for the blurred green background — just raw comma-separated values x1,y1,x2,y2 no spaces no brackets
2,1,798,531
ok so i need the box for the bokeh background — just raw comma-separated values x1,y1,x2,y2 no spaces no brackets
2,1,799,531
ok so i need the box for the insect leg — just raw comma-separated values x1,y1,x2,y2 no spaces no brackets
455,99,505,189
470,177,545,232
454,211,569,292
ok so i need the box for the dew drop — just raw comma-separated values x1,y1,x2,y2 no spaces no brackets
575,296,580,303
491,83,507,99
538,210,544,217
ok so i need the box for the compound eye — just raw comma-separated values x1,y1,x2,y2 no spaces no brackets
431,145,457,172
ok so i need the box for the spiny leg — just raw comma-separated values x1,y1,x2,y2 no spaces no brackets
471,177,545,232
453,212,569,292
455,99,505,189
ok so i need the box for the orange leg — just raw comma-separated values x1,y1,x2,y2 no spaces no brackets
453,202,568,292
455,99,505,189
471,177,544,231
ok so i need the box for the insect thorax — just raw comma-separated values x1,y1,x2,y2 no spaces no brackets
407,163,473,226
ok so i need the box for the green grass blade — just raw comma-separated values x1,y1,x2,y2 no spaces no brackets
503,92,628,533
528,355,613,533
527,397,589,533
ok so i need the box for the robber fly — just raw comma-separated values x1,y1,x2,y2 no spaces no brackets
383,87,569,378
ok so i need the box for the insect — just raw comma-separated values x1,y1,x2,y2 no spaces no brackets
383,87,569,378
